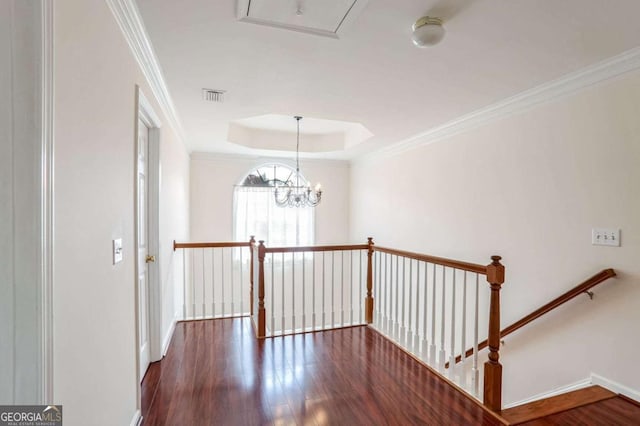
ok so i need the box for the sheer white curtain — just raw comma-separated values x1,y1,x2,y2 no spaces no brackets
233,186,314,246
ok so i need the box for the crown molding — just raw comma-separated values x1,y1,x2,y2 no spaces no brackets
105,0,187,148
359,46,640,164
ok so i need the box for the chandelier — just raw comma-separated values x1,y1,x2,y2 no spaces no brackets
274,116,322,207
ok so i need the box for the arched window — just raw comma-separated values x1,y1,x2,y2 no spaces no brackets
233,164,314,246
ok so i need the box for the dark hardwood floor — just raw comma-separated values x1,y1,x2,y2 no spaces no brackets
520,396,640,425
142,318,501,425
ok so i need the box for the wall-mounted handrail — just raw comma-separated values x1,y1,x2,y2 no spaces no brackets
374,245,488,275
447,268,616,368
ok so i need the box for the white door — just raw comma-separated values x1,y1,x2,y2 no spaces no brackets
137,118,151,381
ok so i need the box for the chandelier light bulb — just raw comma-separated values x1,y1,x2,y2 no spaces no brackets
412,16,445,48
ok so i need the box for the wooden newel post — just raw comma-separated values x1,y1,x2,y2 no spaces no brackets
257,240,266,338
484,255,505,412
365,237,375,324
249,236,255,316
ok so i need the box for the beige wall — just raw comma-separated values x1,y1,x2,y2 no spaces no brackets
190,153,351,245
350,70,640,404
54,0,189,424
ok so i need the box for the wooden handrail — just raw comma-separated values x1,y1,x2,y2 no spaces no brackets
264,243,368,253
448,268,616,367
173,240,251,250
374,245,488,274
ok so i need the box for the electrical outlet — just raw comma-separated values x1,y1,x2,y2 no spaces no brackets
592,228,620,247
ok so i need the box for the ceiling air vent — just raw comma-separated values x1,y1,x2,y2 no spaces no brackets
202,88,225,103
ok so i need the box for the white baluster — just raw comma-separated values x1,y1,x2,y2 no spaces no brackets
271,253,275,336
400,257,407,345
421,262,429,360
384,253,393,336
394,255,399,340
191,249,195,319
377,252,382,329
350,250,354,325
229,247,236,316
341,251,345,326
359,250,363,324
331,251,335,328
292,252,295,332
380,252,385,328
281,252,285,336
373,252,380,327
449,269,457,379
414,260,420,354
202,249,206,317
182,250,186,320
312,252,316,330
407,259,413,350
238,247,245,315
211,249,215,318
429,263,437,362
460,271,468,387
375,252,386,331
438,266,446,371
221,248,225,318
322,252,326,329
472,273,480,397
302,251,306,331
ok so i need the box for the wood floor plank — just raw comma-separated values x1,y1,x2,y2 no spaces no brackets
500,385,616,425
142,318,502,425
520,396,640,425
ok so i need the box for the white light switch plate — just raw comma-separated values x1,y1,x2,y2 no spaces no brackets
113,238,123,264
592,228,620,247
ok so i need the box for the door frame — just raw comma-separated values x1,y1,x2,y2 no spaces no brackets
134,86,162,384
5,0,54,404
41,0,54,404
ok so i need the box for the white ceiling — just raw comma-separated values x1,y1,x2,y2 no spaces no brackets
136,0,640,160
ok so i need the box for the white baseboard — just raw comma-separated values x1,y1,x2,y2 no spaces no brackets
130,409,142,426
161,312,178,357
503,378,593,409
591,373,640,403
